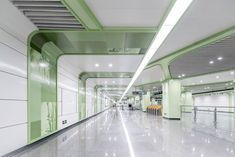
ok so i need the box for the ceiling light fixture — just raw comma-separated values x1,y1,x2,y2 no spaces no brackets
95,63,99,67
216,76,219,79
119,0,193,101
108,63,113,67
217,57,223,61
182,74,185,77
209,61,214,64
230,71,234,75
200,80,203,83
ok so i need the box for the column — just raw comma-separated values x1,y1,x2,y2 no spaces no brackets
162,79,181,120
180,91,193,113
141,91,151,112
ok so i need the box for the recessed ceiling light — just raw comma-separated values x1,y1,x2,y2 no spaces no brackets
226,83,229,86
230,71,234,75
108,63,113,67
95,63,99,67
216,76,219,79
178,75,182,78
230,82,233,85
182,74,185,77
217,57,223,61
209,61,214,64
200,80,203,83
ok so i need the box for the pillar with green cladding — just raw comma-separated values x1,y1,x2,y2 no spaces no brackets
180,91,193,113
162,79,181,120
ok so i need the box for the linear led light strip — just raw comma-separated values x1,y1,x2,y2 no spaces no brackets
119,0,193,101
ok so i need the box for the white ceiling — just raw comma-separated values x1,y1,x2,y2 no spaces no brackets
181,70,235,86
135,65,164,85
85,0,171,27
87,78,131,87
59,55,143,72
151,0,235,62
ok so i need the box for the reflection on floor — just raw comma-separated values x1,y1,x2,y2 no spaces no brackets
12,108,235,157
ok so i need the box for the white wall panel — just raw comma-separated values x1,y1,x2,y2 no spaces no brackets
0,71,26,100
58,114,78,130
0,100,27,128
0,0,37,43
0,124,27,156
62,89,77,115
0,43,26,77
194,94,229,106
194,93,230,112
58,88,62,116
0,29,26,55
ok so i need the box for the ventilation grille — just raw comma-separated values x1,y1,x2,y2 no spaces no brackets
10,0,85,30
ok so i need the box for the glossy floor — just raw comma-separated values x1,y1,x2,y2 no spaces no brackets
12,109,235,157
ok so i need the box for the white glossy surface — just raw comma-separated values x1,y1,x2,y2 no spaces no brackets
0,0,37,43
58,113,79,130
0,124,27,156
135,65,164,85
60,55,143,72
181,70,235,86
0,43,26,77
12,109,235,157
85,0,171,27
151,0,235,61
0,29,26,55
0,100,27,128
0,71,27,100
61,89,78,115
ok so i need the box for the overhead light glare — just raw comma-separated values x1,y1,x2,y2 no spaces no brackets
108,63,113,67
95,63,100,67
209,61,214,64
217,57,223,61
119,0,193,101
216,76,219,79
230,71,234,75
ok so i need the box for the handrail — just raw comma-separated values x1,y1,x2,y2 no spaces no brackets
180,105,235,127
181,105,235,108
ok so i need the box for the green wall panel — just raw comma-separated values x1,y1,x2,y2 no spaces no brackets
28,48,57,142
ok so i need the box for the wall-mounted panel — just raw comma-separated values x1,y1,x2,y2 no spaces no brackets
62,89,77,115
58,113,78,130
0,100,27,128
0,43,26,77
0,29,26,55
0,124,27,156
0,71,26,100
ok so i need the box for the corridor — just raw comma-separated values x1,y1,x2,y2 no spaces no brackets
11,109,235,157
